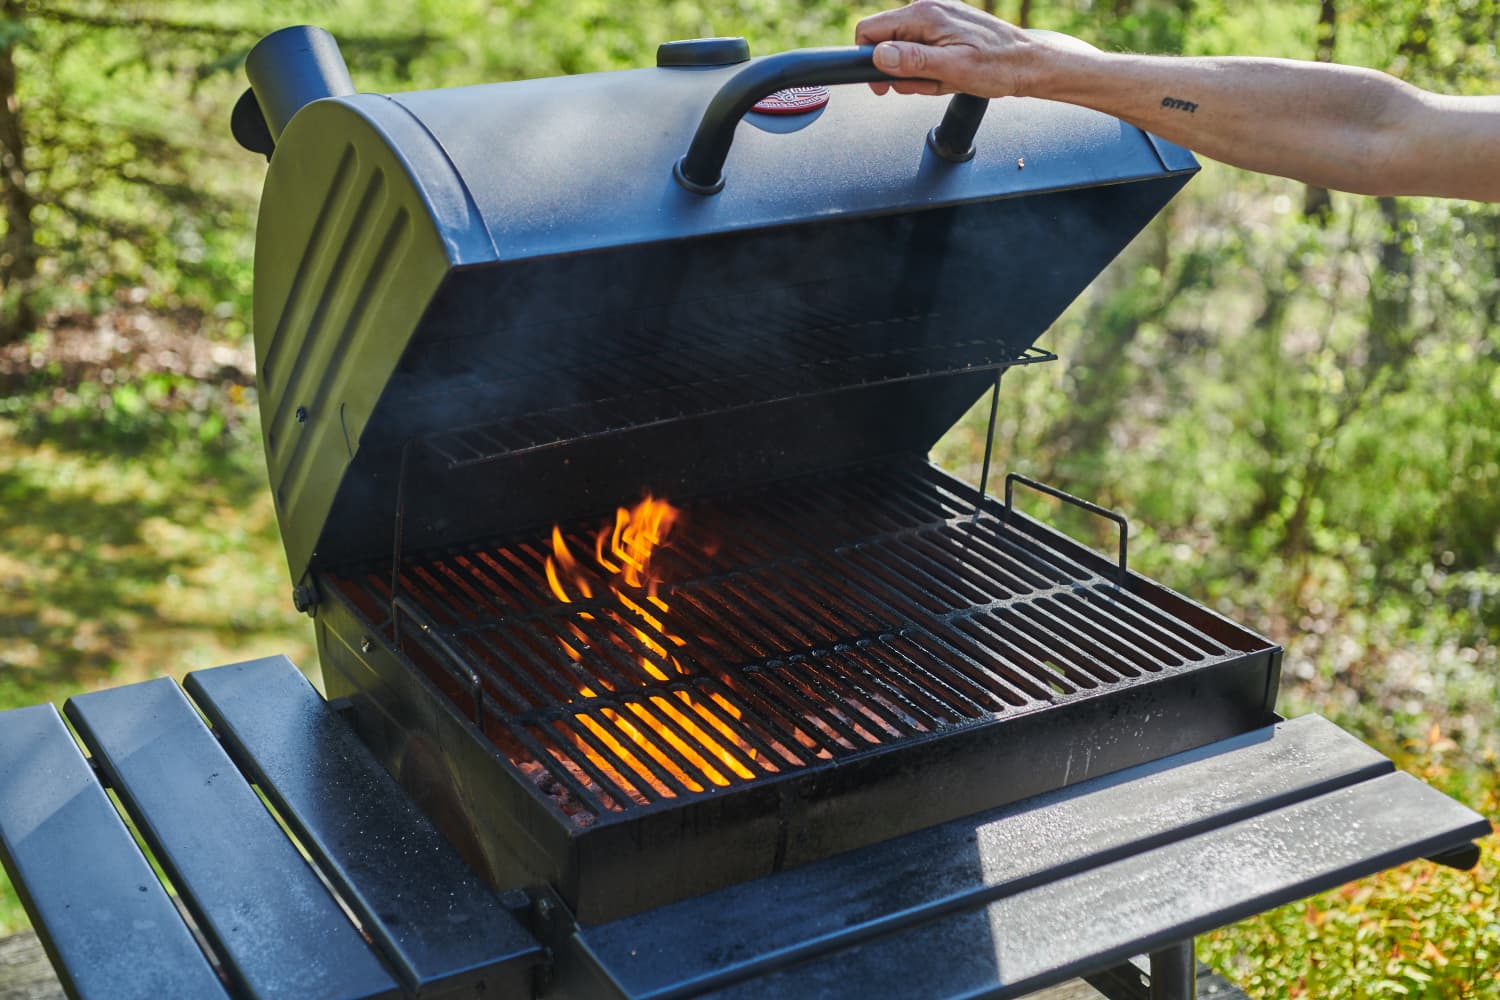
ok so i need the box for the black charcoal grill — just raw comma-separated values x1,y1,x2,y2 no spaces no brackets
221,25,1488,999
323,461,1280,924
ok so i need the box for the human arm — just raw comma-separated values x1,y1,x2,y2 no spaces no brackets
855,0,1500,201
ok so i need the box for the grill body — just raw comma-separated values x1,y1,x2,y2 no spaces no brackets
250,42,1281,927
318,461,1278,923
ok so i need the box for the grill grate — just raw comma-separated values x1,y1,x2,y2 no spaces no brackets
332,463,1266,824
416,312,1055,468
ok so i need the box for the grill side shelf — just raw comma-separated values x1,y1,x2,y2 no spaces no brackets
0,705,229,1000
561,715,1491,1000
184,655,543,999
64,679,403,1000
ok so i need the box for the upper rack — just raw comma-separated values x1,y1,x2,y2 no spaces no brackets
413,312,1055,470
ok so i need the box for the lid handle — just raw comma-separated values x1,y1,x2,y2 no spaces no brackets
927,93,990,162
673,47,988,194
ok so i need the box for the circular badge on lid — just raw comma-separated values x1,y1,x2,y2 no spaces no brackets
752,86,830,115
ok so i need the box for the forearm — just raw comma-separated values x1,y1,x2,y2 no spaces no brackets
1026,50,1491,199
856,1,1500,201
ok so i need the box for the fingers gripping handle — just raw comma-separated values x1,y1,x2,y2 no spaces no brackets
672,47,991,194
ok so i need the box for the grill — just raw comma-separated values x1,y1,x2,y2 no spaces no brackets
419,339,1058,469
242,20,1285,973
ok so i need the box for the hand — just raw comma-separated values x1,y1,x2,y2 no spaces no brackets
854,0,1040,97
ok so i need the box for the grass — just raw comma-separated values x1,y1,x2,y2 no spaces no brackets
0,363,316,935
1199,747,1499,998
0,414,315,692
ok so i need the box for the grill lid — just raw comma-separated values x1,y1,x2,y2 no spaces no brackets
245,32,1198,588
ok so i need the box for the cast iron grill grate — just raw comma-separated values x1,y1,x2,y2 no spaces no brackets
330,462,1269,824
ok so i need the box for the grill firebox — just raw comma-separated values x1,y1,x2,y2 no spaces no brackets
319,461,1280,922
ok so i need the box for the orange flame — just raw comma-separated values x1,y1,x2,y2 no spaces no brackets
545,496,754,793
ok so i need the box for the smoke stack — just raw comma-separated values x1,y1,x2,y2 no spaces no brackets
233,26,354,158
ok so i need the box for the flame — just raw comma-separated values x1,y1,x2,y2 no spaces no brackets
545,496,755,793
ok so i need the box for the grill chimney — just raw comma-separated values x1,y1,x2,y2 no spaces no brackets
233,26,354,158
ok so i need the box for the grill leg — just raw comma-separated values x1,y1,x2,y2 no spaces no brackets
1148,940,1196,1000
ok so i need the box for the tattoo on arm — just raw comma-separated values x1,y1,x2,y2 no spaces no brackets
1161,96,1198,113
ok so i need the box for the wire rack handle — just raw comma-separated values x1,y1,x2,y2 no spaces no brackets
1002,473,1129,586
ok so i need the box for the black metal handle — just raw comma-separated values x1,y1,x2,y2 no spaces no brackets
927,93,990,162
393,595,485,728
1002,474,1129,585
672,45,991,194
675,47,890,194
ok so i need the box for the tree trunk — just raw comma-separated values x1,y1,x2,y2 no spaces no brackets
0,0,36,342
1017,0,1033,28
1368,196,1413,374
1302,0,1337,222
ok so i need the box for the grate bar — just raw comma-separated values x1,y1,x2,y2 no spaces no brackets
462,530,821,778
938,618,1079,698
507,718,617,814
539,715,669,807
407,565,575,709
868,635,997,719
725,493,1061,712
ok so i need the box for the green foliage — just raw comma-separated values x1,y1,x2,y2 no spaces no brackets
0,391,311,692
1201,747,1500,998
0,1,446,339
0,0,859,341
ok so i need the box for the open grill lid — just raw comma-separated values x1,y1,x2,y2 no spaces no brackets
245,30,1198,587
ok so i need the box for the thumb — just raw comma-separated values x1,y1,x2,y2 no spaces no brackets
872,40,949,80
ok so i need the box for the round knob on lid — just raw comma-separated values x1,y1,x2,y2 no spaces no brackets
657,37,751,68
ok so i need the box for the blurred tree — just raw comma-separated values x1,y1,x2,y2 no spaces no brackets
966,0,1500,637
1301,0,1337,221
0,0,37,338
0,1,434,344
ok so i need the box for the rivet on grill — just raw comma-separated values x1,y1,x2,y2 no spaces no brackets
291,584,318,615
295,405,309,424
